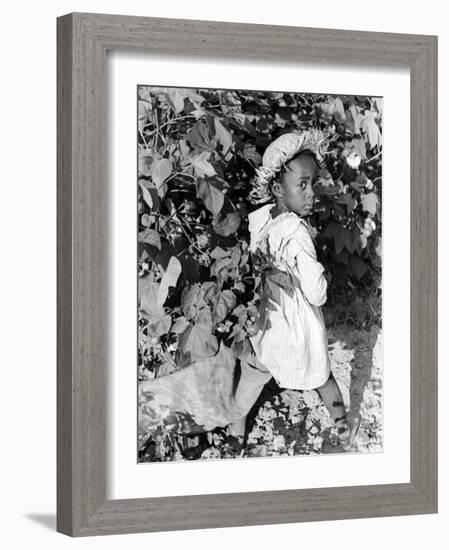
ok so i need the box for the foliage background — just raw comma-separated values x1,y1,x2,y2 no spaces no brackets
137,86,382,460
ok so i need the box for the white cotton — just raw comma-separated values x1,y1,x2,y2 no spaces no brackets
248,203,331,390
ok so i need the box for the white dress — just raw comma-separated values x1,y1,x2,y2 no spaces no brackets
248,203,331,390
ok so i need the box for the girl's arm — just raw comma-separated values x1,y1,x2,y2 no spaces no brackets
288,229,328,307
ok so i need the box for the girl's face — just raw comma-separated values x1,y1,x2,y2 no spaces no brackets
272,153,318,217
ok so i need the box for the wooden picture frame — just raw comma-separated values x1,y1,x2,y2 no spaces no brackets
57,12,438,536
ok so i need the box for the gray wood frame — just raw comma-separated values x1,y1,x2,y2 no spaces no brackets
57,12,438,537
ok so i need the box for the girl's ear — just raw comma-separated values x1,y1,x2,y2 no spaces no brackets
271,180,283,199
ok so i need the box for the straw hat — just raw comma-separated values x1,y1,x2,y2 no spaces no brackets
248,128,328,205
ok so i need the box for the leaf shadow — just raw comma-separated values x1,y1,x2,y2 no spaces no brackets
346,324,382,423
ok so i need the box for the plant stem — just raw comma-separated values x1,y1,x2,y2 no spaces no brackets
147,114,197,137
365,149,382,164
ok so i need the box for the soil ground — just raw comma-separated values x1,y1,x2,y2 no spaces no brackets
200,323,383,459
138,323,383,461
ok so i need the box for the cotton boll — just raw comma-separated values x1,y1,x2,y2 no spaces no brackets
346,152,362,169
365,177,374,190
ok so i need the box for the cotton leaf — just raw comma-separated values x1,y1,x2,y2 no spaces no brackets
233,281,246,293
178,138,190,159
317,169,334,188
181,284,205,320
361,192,379,216
139,179,160,211
171,316,190,334
190,108,206,119
157,256,182,306
335,193,357,214
361,112,382,150
374,98,383,116
348,104,364,135
213,212,241,236
359,232,368,249
191,151,217,178
211,256,232,278
320,98,335,117
166,89,186,114
138,100,152,132
196,178,224,215
186,120,213,152
138,86,152,101
232,336,256,363
148,314,172,338
333,97,346,123
196,307,213,328
138,228,161,249
150,158,172,197
139,181,153,209
348,256,368,280
351,136,367,159
334,232,345,255
341,228,356,253
180,324,218,360
210,246,230,260
375,236,382,257
139,278,164,318
242,143,262,166
213,290,237,324
185,89,206,107
140,213,154,227
201,281,219,303
166,88,205,114
233,112,246,125
214,118,233,161
138,149,154,177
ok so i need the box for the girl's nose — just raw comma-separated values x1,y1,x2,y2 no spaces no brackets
306,183,315,199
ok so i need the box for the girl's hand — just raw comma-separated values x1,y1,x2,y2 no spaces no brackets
245,316,259,337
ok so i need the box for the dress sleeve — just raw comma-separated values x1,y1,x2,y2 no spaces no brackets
281,224,328,307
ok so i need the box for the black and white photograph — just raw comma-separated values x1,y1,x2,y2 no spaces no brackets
137,85,383,462
1,0,440,544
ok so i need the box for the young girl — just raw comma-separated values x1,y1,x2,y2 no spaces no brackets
229,129,359,450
